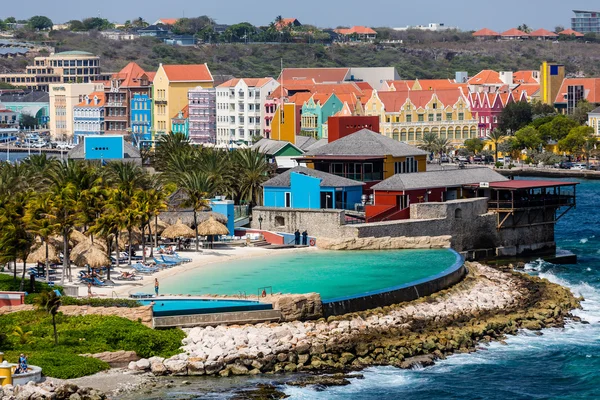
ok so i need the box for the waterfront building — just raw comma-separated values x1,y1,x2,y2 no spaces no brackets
554,78,600,114
73,92,105,143
540,62,566,105
216,78,278,145
299,93,346,139
49,82,105,142
152,63,214,140
571,10,600,34
188,87,216,144
588,106,600,135
468,70,512,93
0,107,18,128
252,138,304,171
0,51,102,91
469,92,515,138
278,67,399,91
364,88,478,146
0,90,49,126
104,62,154,137
130,93,152,147
296,128,428,190
171,106,189,136
270,103,299,143
67,135,141,164
262,166,364,210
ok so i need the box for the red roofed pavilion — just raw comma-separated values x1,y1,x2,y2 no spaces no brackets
472,28,500,38
529,28,559,40
559,28,584,37
501,28,529,39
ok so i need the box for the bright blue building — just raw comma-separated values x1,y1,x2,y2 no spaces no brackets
131,93,152,146
262,166,364,210
68,135,142,165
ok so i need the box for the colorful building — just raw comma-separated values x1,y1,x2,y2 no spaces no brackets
0,107,18,128
104,62,154,136
171,106,189,136
153,63,213,140
0,91,49,126
588,106,600,135
270,103,298,143
73,92,105,143
554,77,600,113
540,62,566,105
68,135,141,164
300,93,345,139
469,92,515,137
188,87,216,144
262,166,364,210
334,26,377,41
130,93,152,146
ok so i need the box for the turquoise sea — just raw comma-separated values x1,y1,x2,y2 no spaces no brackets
126,177,600,399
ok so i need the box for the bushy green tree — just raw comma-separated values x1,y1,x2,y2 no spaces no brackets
538,115,578,142
463,138,484,155
498,101,533,134
558,126,597,167
515,126,543,150
569,100,596,125
28,16,53,31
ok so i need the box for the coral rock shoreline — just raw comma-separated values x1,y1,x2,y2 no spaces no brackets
129,262,580,377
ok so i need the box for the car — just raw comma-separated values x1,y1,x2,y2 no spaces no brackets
56,143,69,150
473,156,483,164
571,163,587,170
559,161,574,169
456,156,469,164
483,155,495,164
49,142,58,149
440,155,450,163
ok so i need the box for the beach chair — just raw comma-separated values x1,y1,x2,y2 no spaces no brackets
131,263,159,274
171,253,191,263
153,257,176,268
92,277,114,287
160,255,182,265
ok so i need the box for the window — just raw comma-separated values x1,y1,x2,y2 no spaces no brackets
433,103,437,109
406,115,412,123
436,113,442,121
428,114,434,122
418,114,424,122
284,192,291,208
458,113,464,121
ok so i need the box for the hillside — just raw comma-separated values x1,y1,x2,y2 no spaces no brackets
3,31,600,79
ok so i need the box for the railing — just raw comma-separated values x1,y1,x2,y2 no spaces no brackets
488,195,575,210
331,172,383,182
257,286,272,299
234,205,250,220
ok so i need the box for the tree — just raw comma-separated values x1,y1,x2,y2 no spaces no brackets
5,17,16,24
420,132,439,155
24,193,59,282
35,290,61,345
517,24,532,33
487,129,506,162
82,17,113,31
554,25,565,33
514,126,543,150
463,138,484,155
569,100,595,125
177,171,213,252
19,113,38,129
498,101,533,134
531,100,556,117
498,137,521,161
28,16,53,31
559,126,597,167
67,20,86,31
234,148,272,207
538,115,578,142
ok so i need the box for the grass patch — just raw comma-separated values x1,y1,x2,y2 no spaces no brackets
0,273,61,294
0,311,185,378
60,297,142,308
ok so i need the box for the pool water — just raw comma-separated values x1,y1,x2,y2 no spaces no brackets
159,249,458,301
140,299,272,317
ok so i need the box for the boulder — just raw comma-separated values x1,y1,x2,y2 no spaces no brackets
150,358,167,375
164,358,188,375
400,355,435,369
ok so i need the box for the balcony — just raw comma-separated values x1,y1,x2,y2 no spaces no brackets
106,102,125,107
381,120,478,128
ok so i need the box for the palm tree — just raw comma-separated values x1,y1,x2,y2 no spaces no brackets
104,189,128,269
24,193,59,282
35,290,61,345
89,211,121,281
154,132,193,172
487,129,506,163
420,132,439,159
234,148,272,207
177,170,213,252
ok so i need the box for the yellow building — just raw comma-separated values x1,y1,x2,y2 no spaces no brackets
0,51,105,92
588,106,600,136
49,82,105,142
364,88,478,147
270,103,297,143
152,63,213,139
540,62,565,105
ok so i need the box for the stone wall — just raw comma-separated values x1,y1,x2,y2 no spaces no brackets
269,293,323,321
317,236,452,250
251,207,352,239
0,305,153,327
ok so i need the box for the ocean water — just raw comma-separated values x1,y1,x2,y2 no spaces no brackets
125,178,600,400
159,249,457,300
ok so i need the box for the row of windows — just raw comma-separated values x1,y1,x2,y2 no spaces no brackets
74,122,103,132
132,125,149,134
388,131,477,141
49,59,99,67
132,101,151,110
217,116,262,124
74,110,103,117
63,68,99,76
156,104,166,115
217,89,262,98
386,113,466,123
132,114,150,122
156,121,168,130
156,89,166,99
190,123,215,130
107,122,127,131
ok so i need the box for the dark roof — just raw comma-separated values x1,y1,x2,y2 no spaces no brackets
252,138,303,155
263,166,365,188
0,90,49,103
294,135,317,150
489,180,579,190
67,140,141,161
371,167,507,191
304,138,328,151
590,106,600,114
304,129,428,158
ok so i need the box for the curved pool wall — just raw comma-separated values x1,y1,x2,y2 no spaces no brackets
322,249,466,317
140,298,272,317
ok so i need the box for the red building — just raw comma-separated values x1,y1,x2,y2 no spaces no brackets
327,115,380,142
469,91,517,137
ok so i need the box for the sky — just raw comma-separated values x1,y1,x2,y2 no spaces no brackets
4,0,600,31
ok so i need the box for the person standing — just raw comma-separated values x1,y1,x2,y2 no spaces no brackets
155,278,159,297
302,230,308,246
294,229,300,245
87,282,92,297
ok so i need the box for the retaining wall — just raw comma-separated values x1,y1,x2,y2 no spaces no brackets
153,309,283,328
322,250,466,316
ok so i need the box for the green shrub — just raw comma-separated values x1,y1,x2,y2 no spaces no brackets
495,162,503,168
60,297,142,308
4,351,109,379
0,274,61,294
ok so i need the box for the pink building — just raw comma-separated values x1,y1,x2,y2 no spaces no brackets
188,87,216,144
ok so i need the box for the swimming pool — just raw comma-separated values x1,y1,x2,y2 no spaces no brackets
159,249,459,301
140,298,272,317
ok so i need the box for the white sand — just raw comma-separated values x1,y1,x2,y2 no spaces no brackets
66,246,317,298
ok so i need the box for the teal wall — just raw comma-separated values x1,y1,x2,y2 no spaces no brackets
171,118,189,136
300,94,344,139
2,102,49,125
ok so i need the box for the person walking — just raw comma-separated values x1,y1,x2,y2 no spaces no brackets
154,278,159,297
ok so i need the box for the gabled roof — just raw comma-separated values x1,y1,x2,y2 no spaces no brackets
589,106,600,115
262,166,364,188
468,70,503,85
304,139,328,151
304,129,428,158
172,105,189,120
217,77,275,88
501,28,529,37
512,84,540,99
529,28,558,37
75,92,105,108
513,70,539,84
559,28,584,37
371,167,507,191
111,62,151,87
252,138,303,156
554,78,600,104
275,18,301,30
335,26,377,35
279,68,350,83
294,135,317,150
472,28,500,37
157,18,178,26
161,63,213,82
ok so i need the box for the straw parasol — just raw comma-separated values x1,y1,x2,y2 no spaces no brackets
27,242,60,264
70,230,88,244
197,217,230,236
154,217,169,234
161,219,195,239
120,229,143,245
73,246,110,268
70,240,95,260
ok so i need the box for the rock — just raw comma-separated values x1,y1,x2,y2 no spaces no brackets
400,355,435,369
83,350,139,367
287,374,354,390
231,364,249,375
164,358,188,375
150,358,167,375
188,360,205,376
522,320,543,331
230,384,288,399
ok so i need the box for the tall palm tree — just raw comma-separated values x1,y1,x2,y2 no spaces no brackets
104,189,128,269
89,210,121,281
35,290,61,345
177,170,213,252
24,193,60,282
487,129,506,162
154,132,194,172
234,148,272,207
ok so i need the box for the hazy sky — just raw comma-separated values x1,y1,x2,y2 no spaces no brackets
5,0,600,31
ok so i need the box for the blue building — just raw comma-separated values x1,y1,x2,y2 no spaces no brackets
131,93,152,146
67,135,142,164
262,166,364,210
73,92,105,144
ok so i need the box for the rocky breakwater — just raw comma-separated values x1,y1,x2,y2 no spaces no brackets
130,263,580,377
0,381,106,400
317,235,452,250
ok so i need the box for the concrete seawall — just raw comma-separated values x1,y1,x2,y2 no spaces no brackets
497,167,600,180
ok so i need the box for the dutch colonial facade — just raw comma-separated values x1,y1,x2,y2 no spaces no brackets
469,92,514,137
364,88,478,146
73,92,105,143
188,87,216,144
130,93,152,147
216,78,278,145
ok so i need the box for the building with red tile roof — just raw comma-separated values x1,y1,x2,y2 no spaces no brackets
554,78,600,112
279,68,350,84
334,26,377,41
529,28,559,39
501,28,529,39
160,63,213,82
73,92,106,141
513,70,540,84
171,105,189,136
275,18,301,30
559,28,584,37
472,28,500,38
154,18,178,26
468,70,504,87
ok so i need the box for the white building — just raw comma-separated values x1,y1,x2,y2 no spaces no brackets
394,23,457,32
216,78,279,145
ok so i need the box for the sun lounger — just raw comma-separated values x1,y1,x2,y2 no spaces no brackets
92,277,114,287
170,253,191,263
160,255,182,265
131,263,159,274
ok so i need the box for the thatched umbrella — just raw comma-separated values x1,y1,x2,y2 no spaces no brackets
73,246,110,269
27,242,60,264
196,217,230,249
161,219,195,239
154,217,169,234
70,240,95,260
70,230,88,244
120,229,142,246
